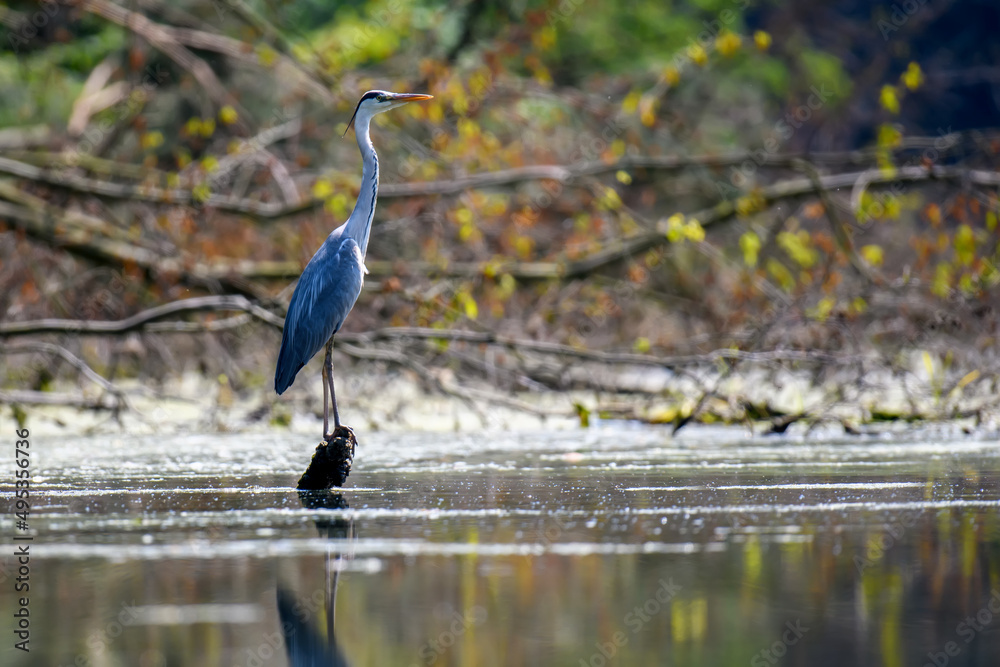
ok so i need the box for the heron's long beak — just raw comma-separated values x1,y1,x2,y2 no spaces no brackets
388,93,434,103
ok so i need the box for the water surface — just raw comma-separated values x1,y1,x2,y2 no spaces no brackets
2,426,999,666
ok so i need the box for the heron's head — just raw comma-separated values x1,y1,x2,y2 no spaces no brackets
345,90,433,136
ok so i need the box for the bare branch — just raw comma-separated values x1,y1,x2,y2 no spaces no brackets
0,199,267,298
1,145,994,220
76,0,255,131
1,341,127,400
0,295,283,338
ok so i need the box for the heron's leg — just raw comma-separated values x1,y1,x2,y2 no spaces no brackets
325,337,341,431
322,348,331,439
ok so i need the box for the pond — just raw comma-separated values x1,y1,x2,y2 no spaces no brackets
2,425,999,666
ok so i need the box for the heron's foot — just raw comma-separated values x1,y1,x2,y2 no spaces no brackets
325,425,356,454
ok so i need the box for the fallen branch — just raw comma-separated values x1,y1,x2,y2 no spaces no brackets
0,389,119,409
0,200,268,299
0,295,283,338
0,292,872,375
0,142,988,220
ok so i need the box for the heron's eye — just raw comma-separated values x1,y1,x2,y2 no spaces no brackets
376,94,386,102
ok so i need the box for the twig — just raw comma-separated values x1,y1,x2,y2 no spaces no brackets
1,341,128,404
0,295,283,338
792,158,882,284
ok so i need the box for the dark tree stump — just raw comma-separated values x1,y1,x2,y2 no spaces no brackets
297,425,357,490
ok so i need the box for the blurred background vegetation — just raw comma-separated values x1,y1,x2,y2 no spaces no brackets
1,0,998,429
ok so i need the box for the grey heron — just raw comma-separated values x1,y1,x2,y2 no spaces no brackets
275,90,433,438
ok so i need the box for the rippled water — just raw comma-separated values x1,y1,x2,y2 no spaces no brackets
2,426,999,666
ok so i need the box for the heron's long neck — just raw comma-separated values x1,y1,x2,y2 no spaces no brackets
342,116,378,258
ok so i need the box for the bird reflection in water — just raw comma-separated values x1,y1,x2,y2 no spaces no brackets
276,490,354,666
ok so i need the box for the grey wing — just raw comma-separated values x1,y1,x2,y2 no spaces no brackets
274,238,365,394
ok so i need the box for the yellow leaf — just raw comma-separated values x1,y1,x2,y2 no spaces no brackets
622,90,641,115
663,66,681,86
956,370,980,389
633,337,651,353
665,213,685,242
954,224,976,266
739,230,761,267
461,294,478,320
810,297,835,321
687,43,708,66
777,230,818,268
256,44,278,67
877,123,903,148
754,31,772,51
932,263,952,297
455,207,473,225
684,218,705,242
532,25,557,51
860,244,884,266
615,170,632,185
639,96,657,127
880,85,900,114
766,258,796,292
192,182,212,203
140,130,164,150
219,105,239,125
715,31,741,57
312,179,333,199
199,118,216,138
598,187,622,211
921,351,934,380
901,62,924,91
